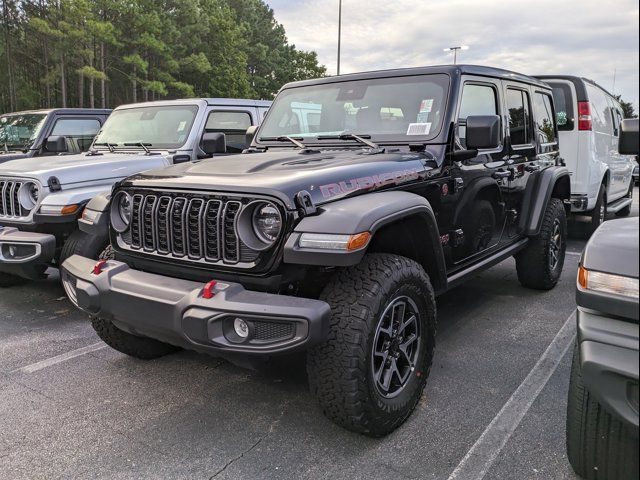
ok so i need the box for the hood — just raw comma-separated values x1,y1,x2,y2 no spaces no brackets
0,151,31,163
0,151,172,187
122,146,444,209
582,217,639,279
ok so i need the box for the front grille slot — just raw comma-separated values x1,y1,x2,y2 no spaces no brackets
0,180,24,218
117,191,276,267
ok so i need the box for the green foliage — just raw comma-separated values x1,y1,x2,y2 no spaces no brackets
614,94,638,119
0,0,326,112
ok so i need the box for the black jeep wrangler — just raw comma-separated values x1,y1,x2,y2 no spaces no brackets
62,65,570,436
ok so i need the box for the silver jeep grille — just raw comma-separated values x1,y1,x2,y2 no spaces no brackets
118,191,263,266
0,179,26,218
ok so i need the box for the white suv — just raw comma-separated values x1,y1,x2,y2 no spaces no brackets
536,76,635,232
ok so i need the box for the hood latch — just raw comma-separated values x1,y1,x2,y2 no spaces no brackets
295,190,317,217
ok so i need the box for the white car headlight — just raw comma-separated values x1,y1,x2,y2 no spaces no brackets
18,182,40,211
578,266,639,299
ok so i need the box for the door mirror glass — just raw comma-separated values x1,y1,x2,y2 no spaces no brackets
619,118,639,155
201,132,226,156
45,135,68,153
465,115,501,150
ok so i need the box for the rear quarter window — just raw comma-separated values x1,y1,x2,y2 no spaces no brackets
533,92,558,145
548,83,574,131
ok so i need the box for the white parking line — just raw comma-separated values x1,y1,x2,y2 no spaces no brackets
12,342,106,374
447,311,577,480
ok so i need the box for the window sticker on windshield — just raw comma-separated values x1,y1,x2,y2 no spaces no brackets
407,123,432,136
419,99,434,113
417,112,430,123
177,121,187,132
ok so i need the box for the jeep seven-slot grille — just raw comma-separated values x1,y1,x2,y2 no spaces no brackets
0,179,25,218
121,191,261,265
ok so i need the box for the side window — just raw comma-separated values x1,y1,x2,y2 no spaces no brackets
587,85,613,135
533,92,557,145
205,111,252,152
506,89,532,146
50,118,101,151
611,107,623,137
548,83,574,131
457,83,498,148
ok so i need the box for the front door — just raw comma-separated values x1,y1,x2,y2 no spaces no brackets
450,79,508,264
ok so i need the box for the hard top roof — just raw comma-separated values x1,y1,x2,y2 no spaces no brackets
114,98,272,110
281,64,552,90
1,108,112,116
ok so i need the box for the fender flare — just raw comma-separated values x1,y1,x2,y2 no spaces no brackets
283,191,447,288
452,177,502,226
78,192,111,237
519,166,570,236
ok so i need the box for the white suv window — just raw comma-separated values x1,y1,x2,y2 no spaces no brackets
587,84,614,135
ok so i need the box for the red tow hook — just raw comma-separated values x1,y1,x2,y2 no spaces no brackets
92,260,108,275
202,280,217,299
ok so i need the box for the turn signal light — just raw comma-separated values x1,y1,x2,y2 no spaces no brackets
577,265,588,289
347,232,371,251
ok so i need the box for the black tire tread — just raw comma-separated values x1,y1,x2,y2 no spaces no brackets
566,343,639,479
516,198,567,290
307,253,436,437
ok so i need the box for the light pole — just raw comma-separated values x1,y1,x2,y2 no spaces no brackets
443,45,469,65
337,0,342,75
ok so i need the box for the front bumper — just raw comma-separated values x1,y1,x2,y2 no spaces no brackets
0,227,56,279
577,307,639,429
61,255,331,356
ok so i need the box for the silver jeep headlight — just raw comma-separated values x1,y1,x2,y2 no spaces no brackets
110,191,132,233
252,202,282,244
237,200,283,251
18,182,40,211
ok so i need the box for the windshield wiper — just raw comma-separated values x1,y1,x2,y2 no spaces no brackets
259,136,306,149
124,141,152,153
94,142,117,153
316,133,380,150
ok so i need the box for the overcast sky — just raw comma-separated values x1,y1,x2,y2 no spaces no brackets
269,0,639,109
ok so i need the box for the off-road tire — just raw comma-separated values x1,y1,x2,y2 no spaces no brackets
0,272,30,288
516,198,567,290
91,317,180,360
615,183,633,217
589,185,607,234
566,343,639,480
58,229,109,267
307,253,437,437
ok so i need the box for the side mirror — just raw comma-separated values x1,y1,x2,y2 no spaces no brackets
45,135,68,153
246,125,258,146
465,115,501,150
201,132,226,156
619,118,639,155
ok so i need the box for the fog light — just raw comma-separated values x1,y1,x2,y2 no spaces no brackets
234,318,250,339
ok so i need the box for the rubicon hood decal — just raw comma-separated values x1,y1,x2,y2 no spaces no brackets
319,167,422,199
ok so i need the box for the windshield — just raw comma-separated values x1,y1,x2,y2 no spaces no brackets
258,74,449,144
0,113,47,150
94,105,199,150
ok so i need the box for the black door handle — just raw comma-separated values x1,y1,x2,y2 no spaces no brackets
492,170,511,179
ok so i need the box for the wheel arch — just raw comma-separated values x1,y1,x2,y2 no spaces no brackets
283,191,448,293
519,166,571,236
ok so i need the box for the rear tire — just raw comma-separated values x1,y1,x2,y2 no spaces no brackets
91,317,180,360
615,183,633,217
307,253,437,437
516,198,567,290
589,185,607,234
566,343,639,479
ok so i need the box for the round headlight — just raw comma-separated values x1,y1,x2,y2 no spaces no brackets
252,202,282,244
18,182,40,211
110,191,132,233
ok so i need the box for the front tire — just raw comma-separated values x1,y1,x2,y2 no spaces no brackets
58,229,109,267
516,198,567,290
307,254,437,437
566,343,639,479
589,185,607,234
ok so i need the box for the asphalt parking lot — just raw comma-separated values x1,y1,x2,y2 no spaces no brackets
1,188,638,480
